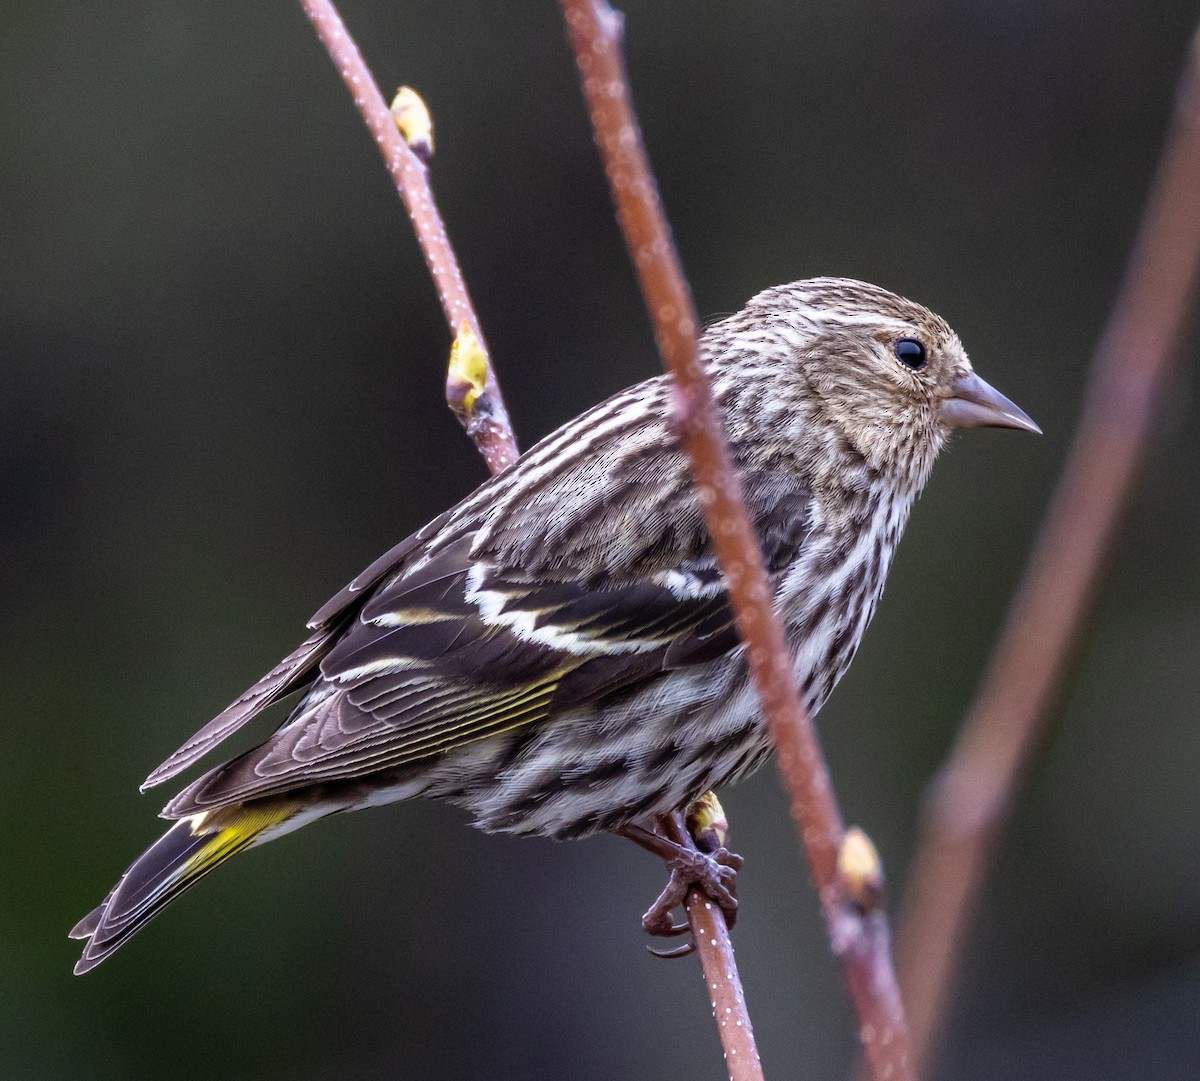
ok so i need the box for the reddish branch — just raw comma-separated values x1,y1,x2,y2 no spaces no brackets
895,26,1200,1077
297,0,519,474
660,811,764,1077
686,893,761,1076
297,0,762,1074
558,3,914,1080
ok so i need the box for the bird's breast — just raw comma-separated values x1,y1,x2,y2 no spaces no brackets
774,489,910,716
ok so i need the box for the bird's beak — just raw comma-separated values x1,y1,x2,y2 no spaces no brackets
940,371,1042,434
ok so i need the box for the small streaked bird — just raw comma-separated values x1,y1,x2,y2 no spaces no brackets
72,277,1039,973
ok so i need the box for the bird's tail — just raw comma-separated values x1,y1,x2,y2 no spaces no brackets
70,799,301,974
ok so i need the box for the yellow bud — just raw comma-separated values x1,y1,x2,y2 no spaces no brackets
686,790,730,853
838,826,885,913
447,323,489,416
391,86,434,162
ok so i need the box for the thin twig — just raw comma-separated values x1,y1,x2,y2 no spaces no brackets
660,813,763,1079
558,3,914,1079
686,893,761,1075
297,0,519,473
295,6,762,1075
894,26,1200,1077
297,1,762,1074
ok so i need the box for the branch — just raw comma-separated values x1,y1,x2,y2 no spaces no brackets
558,3,914,1080
299,0,762,1073
686,893,761,1078
894,25,1200,1077
662,808,764,1079
297,0,519,474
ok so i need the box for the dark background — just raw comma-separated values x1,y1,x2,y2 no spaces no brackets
4,2,1200,1078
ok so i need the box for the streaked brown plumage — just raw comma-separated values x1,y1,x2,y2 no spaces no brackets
71,277,1038,973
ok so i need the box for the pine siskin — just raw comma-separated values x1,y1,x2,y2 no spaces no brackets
71,277,1039,973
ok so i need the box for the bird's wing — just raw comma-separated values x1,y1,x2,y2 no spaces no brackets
142,515,454,790
145,378,667,791
162,469,811,816
141,628,336,790
149,371,812,814
162,539,727,813
145,377,678,790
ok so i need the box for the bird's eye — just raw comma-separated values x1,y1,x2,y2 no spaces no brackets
894,338,927,371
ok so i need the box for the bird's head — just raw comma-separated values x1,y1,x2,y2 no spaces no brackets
719,277,1039,488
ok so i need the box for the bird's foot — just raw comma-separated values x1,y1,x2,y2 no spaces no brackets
641,843,742,938
617,809,743,959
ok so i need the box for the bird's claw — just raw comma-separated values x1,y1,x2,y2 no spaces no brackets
648,940,697,960
640,844,742,957
616,814,743,960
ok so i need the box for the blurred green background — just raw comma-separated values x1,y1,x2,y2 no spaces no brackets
4,1,1199,1078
